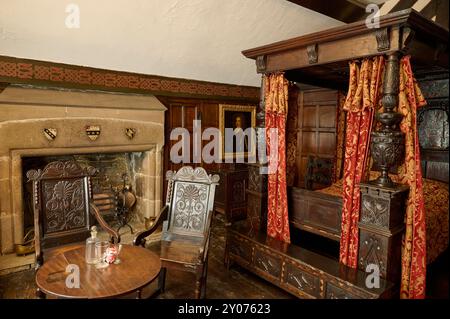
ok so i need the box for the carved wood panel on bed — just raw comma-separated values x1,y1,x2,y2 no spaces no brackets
419,97,449,183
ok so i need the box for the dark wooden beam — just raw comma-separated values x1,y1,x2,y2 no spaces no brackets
0,55,259,101
287,0,367,23
420,0,449,29
390,0,418,13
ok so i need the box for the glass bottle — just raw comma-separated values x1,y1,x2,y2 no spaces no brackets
85,226,100,264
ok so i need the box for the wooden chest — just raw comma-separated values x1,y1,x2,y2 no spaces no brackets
225,222,396,299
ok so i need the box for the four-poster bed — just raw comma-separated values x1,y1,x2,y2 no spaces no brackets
225,9,448,299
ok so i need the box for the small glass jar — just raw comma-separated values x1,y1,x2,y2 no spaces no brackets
95,241,110,269
85,226,100,264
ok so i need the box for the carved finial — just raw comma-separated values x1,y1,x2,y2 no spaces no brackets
375,27,390,52
256,55,266,74
307,44,318,64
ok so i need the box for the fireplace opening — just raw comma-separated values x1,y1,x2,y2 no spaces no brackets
21,152,151,239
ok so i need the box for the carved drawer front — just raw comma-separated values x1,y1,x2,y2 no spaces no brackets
254,248,282,279
229,234,252,263
325,283,359,299
284,263,320,298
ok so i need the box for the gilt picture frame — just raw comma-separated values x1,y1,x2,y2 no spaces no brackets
219,104,256,160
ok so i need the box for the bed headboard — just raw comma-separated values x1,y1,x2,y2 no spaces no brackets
418,78,449,183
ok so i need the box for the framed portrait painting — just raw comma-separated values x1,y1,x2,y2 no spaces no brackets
219,104,256,160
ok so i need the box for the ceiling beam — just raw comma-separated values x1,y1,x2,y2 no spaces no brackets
287,0,367,23
289,0,448,28
420,0,449,28
389,0,418,13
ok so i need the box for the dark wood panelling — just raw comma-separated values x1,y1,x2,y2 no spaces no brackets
293,88,339,187
318,132,336,155
417,78,449,183
319,105,337,128
302,106,316,127
160,96,256,172
159,96,257,214
302,132,317,154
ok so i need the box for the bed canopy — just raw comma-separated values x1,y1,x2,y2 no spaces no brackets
243,9,448,88
240,9,448,299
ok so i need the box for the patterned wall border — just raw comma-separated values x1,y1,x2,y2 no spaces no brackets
0,55,259,101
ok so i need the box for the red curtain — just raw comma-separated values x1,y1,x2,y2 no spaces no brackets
397,56,427,299
265,73,290,243
339,57,384,268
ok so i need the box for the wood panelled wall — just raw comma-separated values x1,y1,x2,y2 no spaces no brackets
156,96,256,174
290,86,341,188
159,85,343,191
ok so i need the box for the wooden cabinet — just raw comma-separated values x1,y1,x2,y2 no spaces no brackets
209,165,248,224
225,222,396,299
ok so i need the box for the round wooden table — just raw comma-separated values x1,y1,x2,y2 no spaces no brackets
36,245,161,299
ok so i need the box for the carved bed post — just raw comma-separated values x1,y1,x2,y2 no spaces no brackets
371,52,405,188
358,52,409,284
246,56,268,232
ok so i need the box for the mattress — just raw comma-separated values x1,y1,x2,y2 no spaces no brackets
316,173,449,264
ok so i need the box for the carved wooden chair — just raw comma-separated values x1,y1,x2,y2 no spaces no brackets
27,160,120,269
304,156,333,190
133,166,219,299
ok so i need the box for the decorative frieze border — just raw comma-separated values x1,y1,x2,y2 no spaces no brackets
0,55,259,101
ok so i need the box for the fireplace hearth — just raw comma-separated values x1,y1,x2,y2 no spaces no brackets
0,85,166,254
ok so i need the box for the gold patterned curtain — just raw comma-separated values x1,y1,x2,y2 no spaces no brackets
339,56,384,268
265,73,291,243
397,56,427,299
333,92,347,182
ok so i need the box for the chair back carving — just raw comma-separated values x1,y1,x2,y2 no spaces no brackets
27,160,119,265
164,166,219,238
304,156,333,190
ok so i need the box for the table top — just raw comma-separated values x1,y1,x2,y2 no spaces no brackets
36,244,161,299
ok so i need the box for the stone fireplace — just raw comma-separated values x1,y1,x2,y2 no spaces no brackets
0,85,166,254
